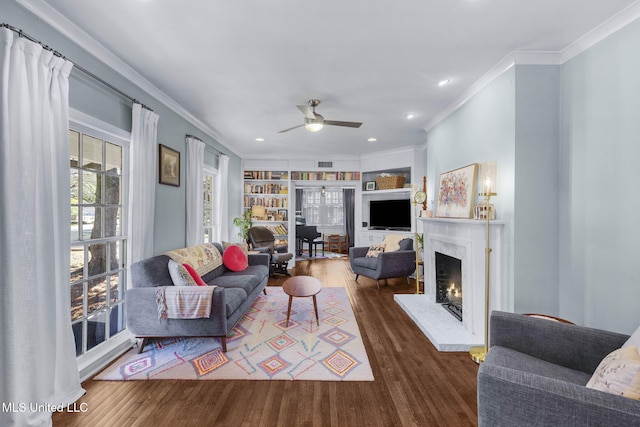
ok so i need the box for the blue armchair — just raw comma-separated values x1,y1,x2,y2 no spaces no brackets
349,238,415,289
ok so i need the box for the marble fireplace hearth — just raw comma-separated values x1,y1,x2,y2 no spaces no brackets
395,217,505,352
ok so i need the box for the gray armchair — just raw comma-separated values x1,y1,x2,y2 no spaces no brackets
247,226,292,276
349,238,415,289
478,311,640,426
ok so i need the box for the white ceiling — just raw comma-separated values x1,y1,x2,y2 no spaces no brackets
35,0,639,158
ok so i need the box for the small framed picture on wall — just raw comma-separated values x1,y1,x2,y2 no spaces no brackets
159,144,180,187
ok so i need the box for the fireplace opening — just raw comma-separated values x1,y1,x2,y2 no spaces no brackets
435,252,462,321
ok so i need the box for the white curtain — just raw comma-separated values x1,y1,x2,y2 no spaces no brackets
0,28,84,426
129,103,159,262
186,136,204,246
214,154,230,242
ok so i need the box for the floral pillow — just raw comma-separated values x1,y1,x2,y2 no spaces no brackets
586,346,640,400
365,243,386,258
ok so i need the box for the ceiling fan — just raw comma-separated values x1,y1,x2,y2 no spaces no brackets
278,99,362,133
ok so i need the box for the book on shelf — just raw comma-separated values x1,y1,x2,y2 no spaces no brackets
244,170,287,180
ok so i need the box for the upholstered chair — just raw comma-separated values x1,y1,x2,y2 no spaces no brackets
349,238,415,289
247,226,293,276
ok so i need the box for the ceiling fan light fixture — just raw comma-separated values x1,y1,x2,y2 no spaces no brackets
305,116,324,132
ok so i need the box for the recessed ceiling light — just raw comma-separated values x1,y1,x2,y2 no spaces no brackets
368,137,377,142
255,137,264,142
406,113,416,120
438,79,450,87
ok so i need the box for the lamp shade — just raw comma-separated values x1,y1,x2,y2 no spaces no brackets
478,162,497,196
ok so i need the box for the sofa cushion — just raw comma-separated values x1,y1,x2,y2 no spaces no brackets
223,287,248,315
486,346,592,386
352,256,379,270
167,259,198,286
586,346,640,400
366,243,386,258
223,265,269,283
210,274,260,295
223,245,248,272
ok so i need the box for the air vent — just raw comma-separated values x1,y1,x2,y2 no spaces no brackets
317,161,333,168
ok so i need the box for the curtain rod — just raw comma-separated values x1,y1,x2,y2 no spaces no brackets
185,134,226,156
1,23,154,112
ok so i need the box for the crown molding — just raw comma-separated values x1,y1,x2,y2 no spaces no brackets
16,0,240,158
561,0,640,63
424,1,640,132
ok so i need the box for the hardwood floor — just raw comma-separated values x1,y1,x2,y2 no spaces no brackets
53,257,479,426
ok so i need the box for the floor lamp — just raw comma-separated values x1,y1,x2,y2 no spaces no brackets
413,190,427,295
469,162,497,364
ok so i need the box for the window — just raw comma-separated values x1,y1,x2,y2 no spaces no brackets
302,188,344,226
203,168,216,243
69,126,128,357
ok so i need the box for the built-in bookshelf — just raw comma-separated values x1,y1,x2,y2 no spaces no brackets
243,170,289,241
290,171,360,181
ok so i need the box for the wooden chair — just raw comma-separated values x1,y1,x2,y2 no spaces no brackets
338,234,349,253
326,234,341,253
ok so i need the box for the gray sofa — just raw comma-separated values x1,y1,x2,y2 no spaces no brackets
349,238,415,289
126,243,269,353
478,311,640,426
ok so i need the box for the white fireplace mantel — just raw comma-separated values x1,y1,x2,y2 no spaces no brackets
395,217,505,351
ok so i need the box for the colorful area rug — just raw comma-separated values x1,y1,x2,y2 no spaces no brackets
95,286,373,381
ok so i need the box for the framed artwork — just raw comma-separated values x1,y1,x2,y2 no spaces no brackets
436,163,478,218
365,181,376,191
159,144,180,187
277,209,288,221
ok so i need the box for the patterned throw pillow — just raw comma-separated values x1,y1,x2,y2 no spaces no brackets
222,240,249,254
365,243,386,258
586,346,640,400
167,259,198,286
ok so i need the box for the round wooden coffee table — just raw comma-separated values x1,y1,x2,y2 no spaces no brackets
283,275,322,327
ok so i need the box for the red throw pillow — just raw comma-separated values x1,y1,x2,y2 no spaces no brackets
223,245,249,272
182,263,207,286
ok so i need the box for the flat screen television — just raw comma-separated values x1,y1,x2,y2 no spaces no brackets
369,199,411,231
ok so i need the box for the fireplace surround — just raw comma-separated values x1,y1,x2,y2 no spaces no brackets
395,217,505,351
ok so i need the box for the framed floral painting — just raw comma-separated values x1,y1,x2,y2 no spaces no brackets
436,164,478,218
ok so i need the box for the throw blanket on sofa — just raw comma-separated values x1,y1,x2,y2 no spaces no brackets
164,243,223,277
155,286,215,319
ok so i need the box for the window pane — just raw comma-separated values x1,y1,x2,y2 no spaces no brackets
110,304,125,336
82,135,103,170
109,273,124,304
72,321,83,356
82,171,99,204
104,175,121,205
70,247,85,284
105,142,122,174
87,243,107,277
204,228,212,244
116,240,126,269
70,283,84,321
104,207,120,238
88,277,107,314
86,312,106,351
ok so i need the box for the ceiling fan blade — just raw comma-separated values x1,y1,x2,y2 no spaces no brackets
324,120,362,128
297,105,316,119
278,123,305,133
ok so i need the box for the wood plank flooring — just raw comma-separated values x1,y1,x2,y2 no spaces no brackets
53,257,479,426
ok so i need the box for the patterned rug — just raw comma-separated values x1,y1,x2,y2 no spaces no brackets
95,286,373,381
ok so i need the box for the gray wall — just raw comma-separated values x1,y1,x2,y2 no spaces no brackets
4,1,242,254
560,19,640,334
426,65,562,317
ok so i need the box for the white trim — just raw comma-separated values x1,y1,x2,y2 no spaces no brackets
17,0,241,158
70,108,130,142
76,332,134,382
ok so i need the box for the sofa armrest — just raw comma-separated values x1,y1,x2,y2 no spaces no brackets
248,253,269,267
125,286,228,335
489,311,629,374
478,361,640,426
376,250,416,276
